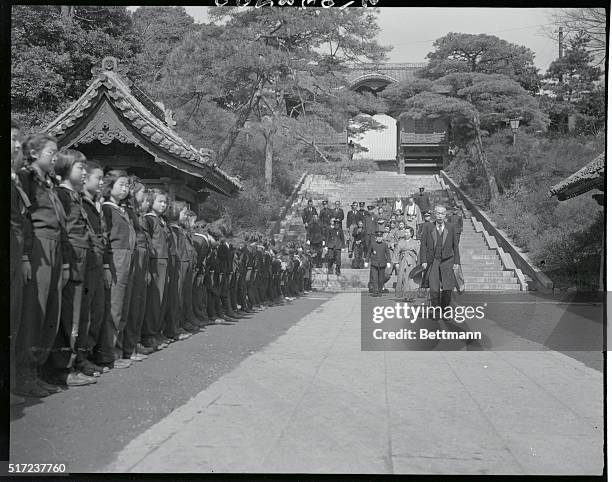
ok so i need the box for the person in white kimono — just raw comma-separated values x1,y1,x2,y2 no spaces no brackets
403,196,422,235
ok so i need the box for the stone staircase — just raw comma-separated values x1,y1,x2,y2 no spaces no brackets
278,171,523,293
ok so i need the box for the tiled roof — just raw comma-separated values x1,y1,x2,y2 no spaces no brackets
346,62,427,85
549,153,605,201
46,59,242,196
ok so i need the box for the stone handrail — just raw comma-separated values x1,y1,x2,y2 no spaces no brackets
440,170,554,292
268,172,308,238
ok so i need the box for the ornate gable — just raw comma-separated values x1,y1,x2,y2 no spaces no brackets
46,56,242,197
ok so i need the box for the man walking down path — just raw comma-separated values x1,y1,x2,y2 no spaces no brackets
419,205,460,313
305,215,325,268
414,187,431,214
346,202,360,256
301,199,317,227
363,205,378,256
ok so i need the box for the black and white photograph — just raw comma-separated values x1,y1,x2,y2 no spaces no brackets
6,2,607,477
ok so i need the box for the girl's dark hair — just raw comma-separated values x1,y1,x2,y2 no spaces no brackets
22,133,58,164
86,160,103,172
406,226,414,237
165,200,186,223
132,181,146,195
146,188,168,211
54,148,87,180
102,169,129,201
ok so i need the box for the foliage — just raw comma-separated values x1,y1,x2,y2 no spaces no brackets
11,5,139,130
446,131,604,289
130,6,196,96
540,36,603,135
161,7,391,168
420,32,540,93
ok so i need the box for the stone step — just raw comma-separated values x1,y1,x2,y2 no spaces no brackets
461,269,515,276
464,283,521,290
460,276,518,284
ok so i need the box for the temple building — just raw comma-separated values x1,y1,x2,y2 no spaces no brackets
322,62,450,172
549,152,605,291
45,56,242,212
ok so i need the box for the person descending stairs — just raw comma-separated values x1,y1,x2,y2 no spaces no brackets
279,171,523,293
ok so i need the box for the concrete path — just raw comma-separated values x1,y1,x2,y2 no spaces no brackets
106,293,603,475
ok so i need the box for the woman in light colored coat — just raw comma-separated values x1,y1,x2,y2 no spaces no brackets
394,227,421,302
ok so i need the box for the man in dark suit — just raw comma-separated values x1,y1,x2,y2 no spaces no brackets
346,201,359,256
419,205,461,313
306,214,325,268
326,219,345,276
365,230,391,297
302,199,317,227
414,187,431,214
331,200,345,229
319,200,333,228
356,201,367,225
363,204,378,256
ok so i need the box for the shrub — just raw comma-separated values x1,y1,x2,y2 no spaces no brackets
446,132,604,289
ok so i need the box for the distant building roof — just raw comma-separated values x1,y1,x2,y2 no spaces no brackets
347,62,426,86
549,152,605,201
46,56,242,197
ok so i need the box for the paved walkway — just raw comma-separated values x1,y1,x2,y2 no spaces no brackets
107,293,603,475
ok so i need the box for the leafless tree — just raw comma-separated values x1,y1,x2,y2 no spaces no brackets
546,8,607,66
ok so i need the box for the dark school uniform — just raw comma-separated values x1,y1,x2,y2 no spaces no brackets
17,166,70,380
10,172,32,389
163,223,181,338
142,212,170,346
367,240,391,295
80,195,110,365
191,233,211,323
46,184,95,374
101,200,136,359
326,226,345,275
124,207,150,357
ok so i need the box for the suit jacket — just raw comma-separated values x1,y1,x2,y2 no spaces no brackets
356,209,367,225
302,206,317,225
319,207,333,226
326,227,345,250
364,212,378,234
418,222,460,265
346,209,359,228
366,241,391,267
331,208,345,225
306,220,324,243
414,193,431,213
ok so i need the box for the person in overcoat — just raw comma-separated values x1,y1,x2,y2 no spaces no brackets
418,205,460,312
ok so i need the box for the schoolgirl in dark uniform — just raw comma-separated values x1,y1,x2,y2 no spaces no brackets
45,149,98,387
100,170,136,369
141,189,170,351
79,160,111,375
16,134,70,397
125,180,152,360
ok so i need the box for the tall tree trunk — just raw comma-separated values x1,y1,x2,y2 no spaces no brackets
472,113,499,205
216,76,265,167
264,130,274,193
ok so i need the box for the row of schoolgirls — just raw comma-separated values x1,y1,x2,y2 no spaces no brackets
9,122,313,403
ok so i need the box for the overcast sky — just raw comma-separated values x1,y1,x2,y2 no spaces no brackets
129,7,561,73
